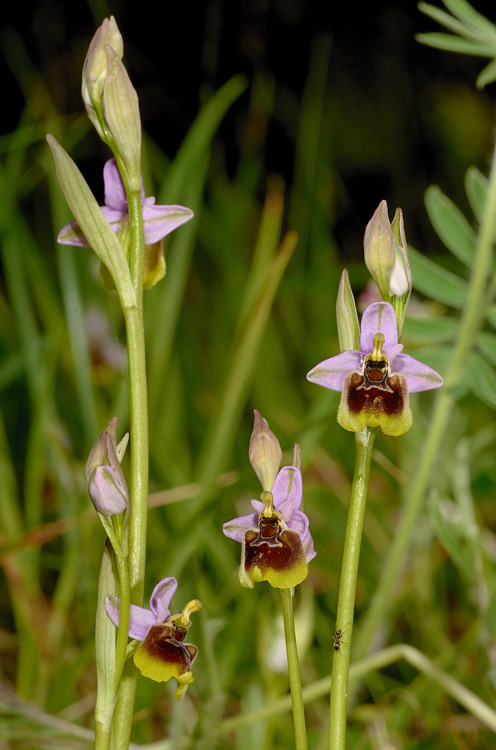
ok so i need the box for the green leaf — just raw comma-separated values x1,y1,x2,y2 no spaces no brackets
47,135,135,308
425,185,476,266
408,246,468,307
477,331,496,367
465,166,487,221
416,32,495,56
487,305,496,328
403,315,458,343
467,350,496,408
477,57,496,88
442,0,496,37
94,543,116,736
418,2,477,37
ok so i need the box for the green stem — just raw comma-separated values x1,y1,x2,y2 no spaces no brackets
353,134,496,669
113,550,130,692
280,588,308,750
329,426,375,750
110,185,148,748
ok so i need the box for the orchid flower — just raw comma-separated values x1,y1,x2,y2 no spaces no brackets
223,412,316,589
106,577,201,699
57,158,193,288
58,158,193,248
307,301,443,436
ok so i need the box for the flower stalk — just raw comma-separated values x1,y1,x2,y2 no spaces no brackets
329,426,376,750
280,587,308,750
109,167,149,750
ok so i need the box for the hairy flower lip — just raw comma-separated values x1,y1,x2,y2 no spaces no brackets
306,301,443,395
57,158,193,247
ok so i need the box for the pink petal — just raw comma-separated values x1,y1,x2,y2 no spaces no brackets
149,577,178,622
223,511,258,543
392,353,444,393
100,206,127,233
360,302,398,352
251,499,264,513
287,508,309,538
383,343,403,362
272,466,302,517
303,532,317,563
142,204,194,244
105,595,156,640
103,158,128,210
306,351,361,391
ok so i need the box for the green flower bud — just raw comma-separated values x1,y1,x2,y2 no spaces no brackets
249,410,282,492
363,200,396,299
85,418,129,516
102,46,142,191
81,17,124,140
364,202,412,338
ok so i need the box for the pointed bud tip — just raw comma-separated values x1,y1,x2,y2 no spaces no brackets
249,411,282,491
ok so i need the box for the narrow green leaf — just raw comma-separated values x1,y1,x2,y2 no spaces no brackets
94,543,116,739
487,305,496,328
477,331,496,367
425,185,476,266
467,350,496,408
46,135,135,308
477,57,496,88
465,166,487,221
416,32,495,56
408,246,468,307
403,315,458,343
418,3,477,37
443,0,496,37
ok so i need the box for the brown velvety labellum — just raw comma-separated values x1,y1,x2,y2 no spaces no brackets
142,624,195,671
244,526,304,574
347,370,405,417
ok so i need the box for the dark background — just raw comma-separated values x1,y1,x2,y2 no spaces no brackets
2,0,496,258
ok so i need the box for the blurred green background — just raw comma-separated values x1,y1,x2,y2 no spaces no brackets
1,0,496,747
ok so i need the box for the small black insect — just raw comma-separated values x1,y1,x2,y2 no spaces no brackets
333,626,348,653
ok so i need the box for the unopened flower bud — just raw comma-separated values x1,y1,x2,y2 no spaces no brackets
102,46,142,191
85,417,129,516
336,269,360,353
249,410,282,492
82,17,124,139
363,200,396,299
390,207,412,298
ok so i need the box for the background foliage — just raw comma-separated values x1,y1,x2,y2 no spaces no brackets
1,0,496,747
